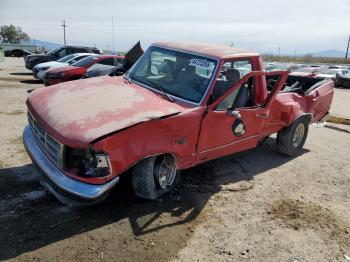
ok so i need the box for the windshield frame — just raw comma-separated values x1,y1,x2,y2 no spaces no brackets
125,45,220,106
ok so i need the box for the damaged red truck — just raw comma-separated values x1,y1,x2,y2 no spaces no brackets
23,42,334,205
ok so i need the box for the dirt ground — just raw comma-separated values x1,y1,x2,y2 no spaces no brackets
0,57,349,262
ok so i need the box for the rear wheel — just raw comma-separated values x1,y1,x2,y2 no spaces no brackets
132,155,179,200
276,117,309,156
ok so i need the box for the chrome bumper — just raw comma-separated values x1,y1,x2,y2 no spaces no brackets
23,125,119,205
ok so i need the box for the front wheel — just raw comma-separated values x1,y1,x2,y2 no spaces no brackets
132,155,179,200
276,117,309,156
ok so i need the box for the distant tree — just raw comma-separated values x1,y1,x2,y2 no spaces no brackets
0,25,30,43
303,54,314,63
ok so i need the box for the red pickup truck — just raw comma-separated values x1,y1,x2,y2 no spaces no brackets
23,42,333,205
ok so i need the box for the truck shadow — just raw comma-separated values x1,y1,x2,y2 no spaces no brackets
0,138,309,260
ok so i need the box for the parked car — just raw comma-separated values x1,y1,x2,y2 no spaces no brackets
335,71,350,88
43,55,123,86
84,64,120,78
23,42,333,205
265,63,307,72
5,49,32,57
328,65,348,70
289,66,327,78
24,46,101,70
84,41,143,78
33,53,93,80
315,68,350,80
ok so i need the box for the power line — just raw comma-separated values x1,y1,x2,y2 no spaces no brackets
62,20,67,46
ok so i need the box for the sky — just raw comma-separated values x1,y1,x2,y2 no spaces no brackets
0,0,349,54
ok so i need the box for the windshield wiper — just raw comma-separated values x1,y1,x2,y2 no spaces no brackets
144,79,175,103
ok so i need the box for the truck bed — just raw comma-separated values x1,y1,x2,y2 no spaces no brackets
267,75,332,95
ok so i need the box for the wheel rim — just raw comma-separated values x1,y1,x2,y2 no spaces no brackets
292,123,305,147
155,156,177,189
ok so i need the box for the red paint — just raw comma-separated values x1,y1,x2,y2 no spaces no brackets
43,55,124,86
26,42,334,185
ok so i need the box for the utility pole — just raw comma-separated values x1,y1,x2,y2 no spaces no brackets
62,20,67,46
346,35,350,59
278,46,281,62
112,16,115,54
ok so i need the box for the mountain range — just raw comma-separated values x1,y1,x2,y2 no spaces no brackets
29,39,347,58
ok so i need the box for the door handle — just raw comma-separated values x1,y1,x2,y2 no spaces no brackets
313,91,320,101
256,113,269,119
227,110,241,119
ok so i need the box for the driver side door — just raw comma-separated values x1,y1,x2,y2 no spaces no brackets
197,71,288,162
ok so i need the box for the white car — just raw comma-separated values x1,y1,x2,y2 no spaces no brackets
315,68,350,80
33,53,93,80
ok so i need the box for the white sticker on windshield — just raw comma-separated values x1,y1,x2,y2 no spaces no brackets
189,59,211,69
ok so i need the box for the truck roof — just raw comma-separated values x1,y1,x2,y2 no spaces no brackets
153,42,260,60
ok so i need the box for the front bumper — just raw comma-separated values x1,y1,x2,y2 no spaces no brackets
25,60,35,70
23,125,120,205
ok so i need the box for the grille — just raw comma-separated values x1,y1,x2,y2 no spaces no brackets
27,111,64,168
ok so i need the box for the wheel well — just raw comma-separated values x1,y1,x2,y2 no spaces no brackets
131,153,177,171
294,113,312,123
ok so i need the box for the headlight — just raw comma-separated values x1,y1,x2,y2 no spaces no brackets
41,66,50,71
65,147,111,178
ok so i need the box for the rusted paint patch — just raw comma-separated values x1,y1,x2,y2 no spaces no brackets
27,76,184,145
46,84,145,127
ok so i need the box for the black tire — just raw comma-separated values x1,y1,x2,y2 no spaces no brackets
276,117,309,156
132,155,179,200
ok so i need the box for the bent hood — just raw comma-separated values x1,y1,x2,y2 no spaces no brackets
27,76,184,147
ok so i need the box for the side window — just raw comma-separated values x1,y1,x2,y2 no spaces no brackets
98,58,115,66
211,60,252,102
216,76,257,110
75,55,89,61
75,48,89,53
65,48,75,55
55,48,68,58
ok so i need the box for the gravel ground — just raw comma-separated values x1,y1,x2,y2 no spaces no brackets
0,58,349,262
330,87,350,119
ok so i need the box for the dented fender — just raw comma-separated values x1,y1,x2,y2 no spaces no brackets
92,107,205,180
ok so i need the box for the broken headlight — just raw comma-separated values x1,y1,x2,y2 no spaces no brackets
65,147,111,178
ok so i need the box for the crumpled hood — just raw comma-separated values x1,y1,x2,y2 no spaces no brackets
27,76,184,147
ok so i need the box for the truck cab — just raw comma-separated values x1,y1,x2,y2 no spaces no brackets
23,42,334,205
